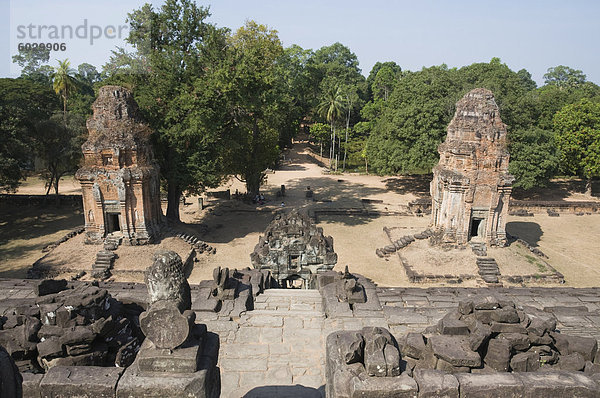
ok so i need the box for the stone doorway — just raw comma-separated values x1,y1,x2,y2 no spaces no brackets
106,213,121,233
284,275,305,289
469,217,485,240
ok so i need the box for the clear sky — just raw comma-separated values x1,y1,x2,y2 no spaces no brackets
2,0,599,86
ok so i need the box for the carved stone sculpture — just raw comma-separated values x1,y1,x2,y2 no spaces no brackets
251,209,337,289
144,250,191,313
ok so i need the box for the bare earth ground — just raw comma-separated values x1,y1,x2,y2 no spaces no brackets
1,142,599,287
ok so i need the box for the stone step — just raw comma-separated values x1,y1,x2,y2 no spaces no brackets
248,309,324,317
261,289,322,298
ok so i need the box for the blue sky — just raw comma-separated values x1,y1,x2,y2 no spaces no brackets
2,0,599,86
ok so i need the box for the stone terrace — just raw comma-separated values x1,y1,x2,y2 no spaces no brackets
1,279,599,397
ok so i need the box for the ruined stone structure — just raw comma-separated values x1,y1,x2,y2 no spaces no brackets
431,88,513,246
76,86,162,245
120,250,220,397
251,210,337,289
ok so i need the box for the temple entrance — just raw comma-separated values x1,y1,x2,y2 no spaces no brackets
283,275,304,289
469,217,485,240
106,213,121,233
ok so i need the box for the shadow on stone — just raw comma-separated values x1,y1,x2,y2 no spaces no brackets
242,384,325,398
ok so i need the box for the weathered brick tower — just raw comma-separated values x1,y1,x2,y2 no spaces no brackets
430,88,513,246
76,86,162,245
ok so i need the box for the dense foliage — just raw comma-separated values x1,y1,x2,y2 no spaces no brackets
3,0,600,207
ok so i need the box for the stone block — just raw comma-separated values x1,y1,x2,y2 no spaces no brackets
458,300,474,315
515,371,599,398
351,373,418,398
553,334,598,362
384,344,401,377
37,337,64,359
484,338,511,372
473,310,495,324
510,351,539,372
403,333,426,360
490,322,526,334
137,338,201,373
429,335,481,368
438,314,469,335
472,296,500,310
40,366,123,398
413,369,459,398
468,321,491,352
116,361,219,398
34,279,68,297
435,358,471,373
490,308,519,324
584,360,600,376
22,372,43,398
557,352,586,371
456,373,524,397
59,326,95,346
364,335,388,377
497,333,530,352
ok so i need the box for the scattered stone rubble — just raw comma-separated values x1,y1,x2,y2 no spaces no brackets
376,228,433,258
326,295,600,397
251,209,337,289
194,266,272,320
401,296,599,375
0,280,143,374
319,269,382,318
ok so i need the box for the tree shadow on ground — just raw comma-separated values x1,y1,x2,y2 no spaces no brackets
512,178,600,201
0,204,83,244
243,384,325,398
383,175,432,197
506,221,543,247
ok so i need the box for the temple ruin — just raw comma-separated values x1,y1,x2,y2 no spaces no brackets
75,86,162,245
431,88,513,246
250,210,337,289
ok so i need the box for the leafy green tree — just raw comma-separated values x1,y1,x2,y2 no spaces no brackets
0,78,60,191
112,0,231,220
554,99,600,194
34,112,86,204
53,59,78,117
77,63,101,85
221,20,285,196
544,65,586,89
372,63,401,101
508,128,559,190
12,46,54,85
309,122,330,158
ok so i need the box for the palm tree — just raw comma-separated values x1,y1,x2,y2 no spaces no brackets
317,86,344,170
52,59,78,119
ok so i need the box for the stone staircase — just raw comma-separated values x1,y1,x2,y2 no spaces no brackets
103,234,122,250
476,257,501,284
92,249,117,279
469,241,487,256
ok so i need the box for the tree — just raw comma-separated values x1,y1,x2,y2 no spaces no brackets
544,65,586,89
52,59,78,118
222,20,285,196
34,112,86,204
508,128,559,190
317,86,344,170
0,78,59,191
554,99,600,195
309,122,330,158
77,63,101,85
12,46,54,85
372,63,401,101
114,0,231,221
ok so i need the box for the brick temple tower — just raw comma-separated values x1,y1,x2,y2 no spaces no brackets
75,86,162,245
430,88,513,247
